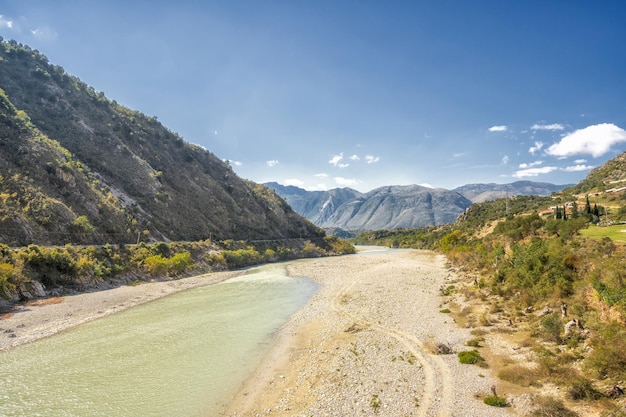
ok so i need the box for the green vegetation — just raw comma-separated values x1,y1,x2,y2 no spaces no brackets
580,224,626,243
458,350,485,365
483,395,507,407
0,237,354,301
352,161,626,411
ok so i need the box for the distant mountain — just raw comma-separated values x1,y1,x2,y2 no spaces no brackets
266,180,572,232
265,183,472,231
0,39,324,246
453,181,573,203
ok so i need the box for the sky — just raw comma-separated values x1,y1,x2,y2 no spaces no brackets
1,1,626,192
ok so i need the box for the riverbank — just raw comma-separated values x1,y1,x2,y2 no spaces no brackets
0,270,244,351
1,249,530,415
223,249,522,416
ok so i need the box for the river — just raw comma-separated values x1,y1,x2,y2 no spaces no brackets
0,262,318,417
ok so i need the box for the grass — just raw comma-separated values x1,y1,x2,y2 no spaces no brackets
439,308,451,313
580,224,626,243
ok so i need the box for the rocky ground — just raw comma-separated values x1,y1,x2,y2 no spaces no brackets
224,249,527,416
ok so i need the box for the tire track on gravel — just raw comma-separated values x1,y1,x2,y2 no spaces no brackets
331,269,454,417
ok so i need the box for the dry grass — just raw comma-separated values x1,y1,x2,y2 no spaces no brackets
497,364,543,387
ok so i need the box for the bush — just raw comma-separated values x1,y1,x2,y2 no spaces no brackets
168,252,192,274
458,350,485,365
483,395,507,407
529,396,578,417
143,254,168,276
585,322,626,381
567,377,603,401
541,313,563,343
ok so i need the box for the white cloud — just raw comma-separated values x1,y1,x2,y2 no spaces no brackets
563,164,594,172
419,183,434,188
0,15,13,29
266,160,279,167
519,160,543,169
531,123,564,131
513,166,558,178
488,125,508,132
329,153,344,167
314,173,328,178
365,155,380,164
232,160,242,166
502,155,509,164
30,26,57,41
349,154,360,161
284,178,305,187
307,183,329,191
574,159,587,164
334,177,359,187
529,141,544,155
546,123,626,158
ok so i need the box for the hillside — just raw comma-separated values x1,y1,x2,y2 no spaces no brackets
453,180,572,203
353,150,626,415
265,182,472,231
0,39,324,246
566,151,626,195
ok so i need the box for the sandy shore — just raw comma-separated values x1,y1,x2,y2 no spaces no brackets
1,249,524,416
224,249,520,416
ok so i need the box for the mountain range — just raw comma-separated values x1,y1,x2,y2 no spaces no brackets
265,181,571,232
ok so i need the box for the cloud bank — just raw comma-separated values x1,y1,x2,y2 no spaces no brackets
546,123,626,158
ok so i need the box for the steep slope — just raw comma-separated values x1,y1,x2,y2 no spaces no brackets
266,183,472,231
0,39,323,246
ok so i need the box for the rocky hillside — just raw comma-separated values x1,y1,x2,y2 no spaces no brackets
265,182,472,231
566,151,626,195
0,39,324,246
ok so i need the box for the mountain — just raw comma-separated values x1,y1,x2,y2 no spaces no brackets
266,180,572,232
265,182,472,231
453,181,573,203
0,39,324,246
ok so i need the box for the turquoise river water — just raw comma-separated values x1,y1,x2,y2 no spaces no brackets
0,262,318,417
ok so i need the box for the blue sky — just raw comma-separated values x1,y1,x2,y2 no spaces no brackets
1,1,625,192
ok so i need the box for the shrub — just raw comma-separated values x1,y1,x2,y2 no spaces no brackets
567,377,603,401
458,350,485,365
0,262,16,299
529,396,578,417
466,338,482,347
483,395,507,407
585,322,626,381
142,254,168,276
540,313,563,343
168,252,192,274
